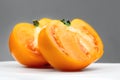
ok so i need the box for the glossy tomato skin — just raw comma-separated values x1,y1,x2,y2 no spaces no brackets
38,19,104,71
9,23,47,67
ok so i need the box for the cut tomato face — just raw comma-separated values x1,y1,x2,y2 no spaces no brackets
9,18,51,67
38,19,104,71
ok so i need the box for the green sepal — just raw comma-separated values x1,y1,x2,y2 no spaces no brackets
33,20,39,27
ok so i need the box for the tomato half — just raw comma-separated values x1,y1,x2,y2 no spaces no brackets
9,18,51,67
38,19,104,71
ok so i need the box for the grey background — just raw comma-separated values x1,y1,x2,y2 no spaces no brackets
0,0,120,62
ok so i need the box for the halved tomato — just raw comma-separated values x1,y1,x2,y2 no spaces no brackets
9,18,51,67
38,19,104,71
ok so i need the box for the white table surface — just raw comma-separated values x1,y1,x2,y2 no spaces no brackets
0,61,119,80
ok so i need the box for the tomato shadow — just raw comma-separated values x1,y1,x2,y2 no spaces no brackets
58,67,101,72
80,67,101,72
23,64,53,69
21,64,101,73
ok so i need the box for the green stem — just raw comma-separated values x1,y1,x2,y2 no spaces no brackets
60,19,71,26
33,20,39,27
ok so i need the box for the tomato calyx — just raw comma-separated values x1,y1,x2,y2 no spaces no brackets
33,20,39,27
60,19,71,26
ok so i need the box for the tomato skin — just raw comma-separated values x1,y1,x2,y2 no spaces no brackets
9,23,47,67
38,19,104,71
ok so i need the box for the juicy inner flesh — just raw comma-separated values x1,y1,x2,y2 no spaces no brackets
29,27,42,54
17,26,42,54
52,25,98,59
33,27,41,48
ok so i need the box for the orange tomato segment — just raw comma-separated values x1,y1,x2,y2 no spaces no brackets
38,19,104,71
9,22,47,67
